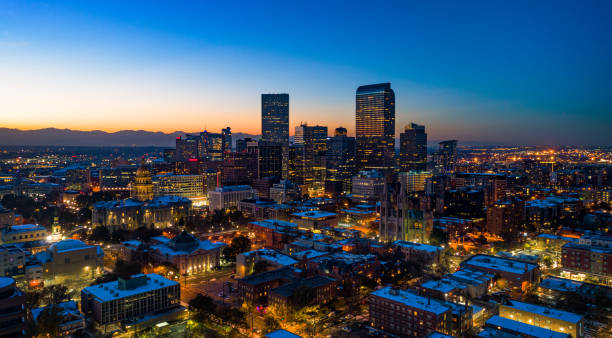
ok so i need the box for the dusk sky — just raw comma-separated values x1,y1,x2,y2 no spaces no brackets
1,1,610,145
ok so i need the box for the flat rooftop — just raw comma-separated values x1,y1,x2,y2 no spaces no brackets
503,300,583,323
370,287,450,315
486,315,569,338
82,273,178,303
463,254,537,275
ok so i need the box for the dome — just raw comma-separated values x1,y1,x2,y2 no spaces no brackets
168,230,198,252
51,239,88,252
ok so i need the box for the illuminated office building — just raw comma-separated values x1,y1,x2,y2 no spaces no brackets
262,94,289,179
400,123,427,172
153,173,204,198
356,83,395,173
326,127,355,195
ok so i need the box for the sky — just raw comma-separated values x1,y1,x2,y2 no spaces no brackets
0,0,611,145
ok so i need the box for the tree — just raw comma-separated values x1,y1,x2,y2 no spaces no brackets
263,316,281,334
90,226,111,243
189,293,216,317
476,234,488,246
43,284,73,306
28,305,63,338
223,235,252,262
290,285,315,309
429,227,449,245
114,259,142,278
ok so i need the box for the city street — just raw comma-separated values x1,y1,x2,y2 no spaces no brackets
179,267,237,305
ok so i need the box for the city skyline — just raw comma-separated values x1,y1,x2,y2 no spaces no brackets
0,1,611,145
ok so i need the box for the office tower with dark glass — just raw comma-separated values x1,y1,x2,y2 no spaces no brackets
400,123,427,172
221,127,232,154
434,140,458,173
261,94,289,179
326,127,356,195
355,83,395,173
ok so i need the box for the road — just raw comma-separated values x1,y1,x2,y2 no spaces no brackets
180,267,238,305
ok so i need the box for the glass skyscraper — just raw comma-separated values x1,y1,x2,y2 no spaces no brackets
355,83,395,173
261,93,289,179
399,123,427,172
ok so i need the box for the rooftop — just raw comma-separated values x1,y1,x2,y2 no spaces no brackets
393,240,443,253
370,287,451,315
421,278,467,293
265,329,302,338
82,273,178,303
463,254,537,275
214,185,253,192
503,300,583,323
486,315,569,338
291,210,337,219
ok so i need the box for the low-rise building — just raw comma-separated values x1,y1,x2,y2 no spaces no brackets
393,240,443,264
369,286,452,337
461,254,540,291
0,244,25,277
208,185,256,211
35,239,104,282
148,231,225,275
81,274,183,328
269,275,337,310
31,301,85,336
290,210,338,230
484,315,570,338
499,300,583,338
237,267,297,306
236,249,297,278
562,242,612,277
1,224,47,244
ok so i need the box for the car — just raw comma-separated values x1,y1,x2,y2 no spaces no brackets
342,327,351,333
218,292,223,297
209,278,216,282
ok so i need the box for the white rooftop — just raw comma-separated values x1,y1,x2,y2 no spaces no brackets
370,287,450,315
82,273,178,302
503,300,583,323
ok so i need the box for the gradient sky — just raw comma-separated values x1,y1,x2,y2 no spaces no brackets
0,1,611,145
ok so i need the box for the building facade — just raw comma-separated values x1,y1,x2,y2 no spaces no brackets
400,123,427,172
355,83,395,173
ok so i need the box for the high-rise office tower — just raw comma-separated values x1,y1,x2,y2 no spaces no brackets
293,124,328,196
221,127,232,154
434,140,458,173
199,131,224,161
262,94,289,179
399,123,427,172
257,141,283,179
326,127,356,195
175,135,199,162
355,83,395,173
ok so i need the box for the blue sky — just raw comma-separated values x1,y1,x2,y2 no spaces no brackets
0,0,610,145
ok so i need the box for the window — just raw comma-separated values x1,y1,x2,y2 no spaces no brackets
65,258,70,264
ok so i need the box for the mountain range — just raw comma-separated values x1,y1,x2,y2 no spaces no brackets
0,128,259,148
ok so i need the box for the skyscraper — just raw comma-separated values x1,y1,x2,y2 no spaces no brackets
261,94,289,179
355,83,395,173
434,140,458,173
399,123,427,172
221,127,232,155
326,127,355,195
293,123,328,196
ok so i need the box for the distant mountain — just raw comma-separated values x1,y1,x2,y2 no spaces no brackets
0,128,260,147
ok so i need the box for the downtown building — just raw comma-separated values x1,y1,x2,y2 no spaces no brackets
325,127,356,195
400,123,428,172
291,123,328,196
262,93,290,179
355,83,396,173
152,173,204,198
207,185,256,211
0,277,25,337
81,274,183,329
